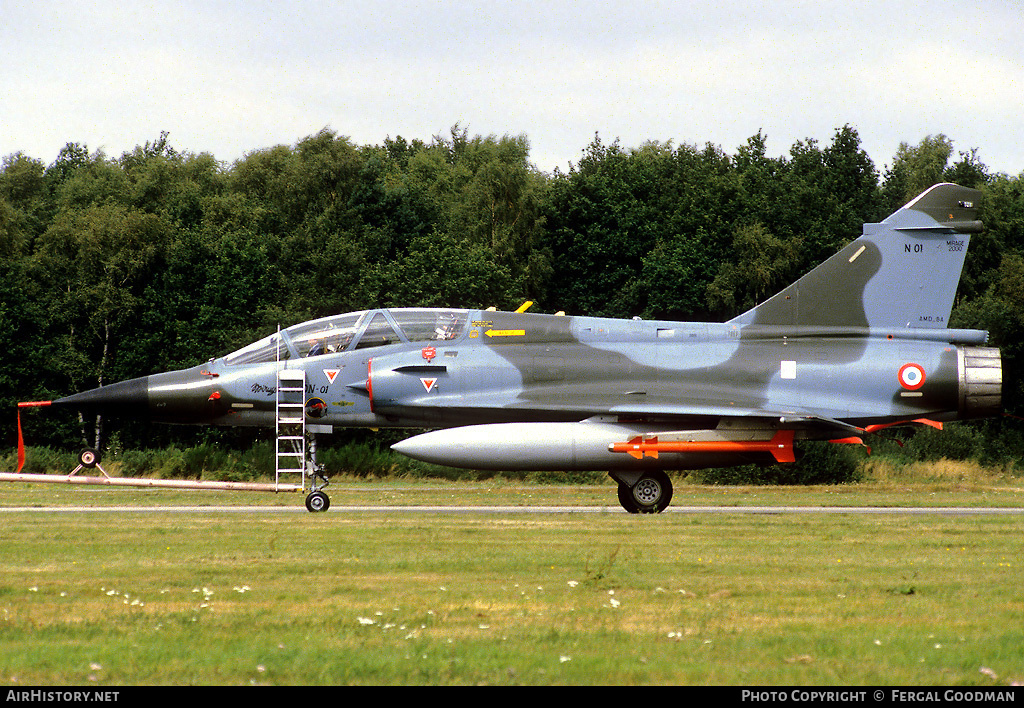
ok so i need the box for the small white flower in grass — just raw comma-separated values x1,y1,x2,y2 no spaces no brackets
233,586,251,593
28,586,37,592
874,640,882,646
567,581,578,588
980,667,998,680
559,655,571,663
357,617,376,626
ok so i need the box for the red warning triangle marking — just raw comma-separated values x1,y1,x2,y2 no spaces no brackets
324,369,340,384
421,378,437,392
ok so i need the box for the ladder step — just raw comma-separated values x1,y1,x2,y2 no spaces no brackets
276,366,307,490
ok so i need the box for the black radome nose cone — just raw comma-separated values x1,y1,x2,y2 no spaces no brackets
52,366,228,424
52,376,150,414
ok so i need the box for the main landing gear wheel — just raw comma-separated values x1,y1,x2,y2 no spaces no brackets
618,471,673,514
617,483,640,513
305,490,330,513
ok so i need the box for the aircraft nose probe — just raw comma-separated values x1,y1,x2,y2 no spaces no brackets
15,367,236,470
16,378,152,472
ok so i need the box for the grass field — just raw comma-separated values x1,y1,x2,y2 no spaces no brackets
1,478,1023,686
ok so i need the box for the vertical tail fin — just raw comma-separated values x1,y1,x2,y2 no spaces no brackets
728,183,983,329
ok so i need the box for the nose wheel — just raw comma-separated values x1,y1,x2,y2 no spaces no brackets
305,490,330,512
301,432,331,512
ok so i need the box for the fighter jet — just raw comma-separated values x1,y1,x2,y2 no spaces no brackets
39,183,1002,512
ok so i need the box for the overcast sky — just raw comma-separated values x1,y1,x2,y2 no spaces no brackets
3,1,1022,176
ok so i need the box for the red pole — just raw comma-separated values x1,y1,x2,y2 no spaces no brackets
16,402,51,472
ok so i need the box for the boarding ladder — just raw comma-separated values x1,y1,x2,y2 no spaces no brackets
275,369,307,492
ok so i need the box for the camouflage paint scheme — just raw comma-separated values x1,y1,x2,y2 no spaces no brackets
53,184,1003,513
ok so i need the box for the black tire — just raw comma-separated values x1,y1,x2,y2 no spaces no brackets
305,491,330,513
617,483,640,513
630,471,673,514
78,448,100,468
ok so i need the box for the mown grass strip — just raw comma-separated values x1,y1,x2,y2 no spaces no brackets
1,483,1021,685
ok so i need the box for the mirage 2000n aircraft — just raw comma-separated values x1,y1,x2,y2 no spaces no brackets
13,183,1003,512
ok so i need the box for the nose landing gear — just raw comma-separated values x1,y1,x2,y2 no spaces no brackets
305,489,330,512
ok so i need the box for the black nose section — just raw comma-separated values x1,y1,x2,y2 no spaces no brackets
53,376,150,414
52,366,228,423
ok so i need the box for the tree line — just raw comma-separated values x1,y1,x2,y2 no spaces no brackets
2,125,1023,459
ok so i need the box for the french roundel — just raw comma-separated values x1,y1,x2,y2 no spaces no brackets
898,363,926,390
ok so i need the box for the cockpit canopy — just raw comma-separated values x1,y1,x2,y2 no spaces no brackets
223,309,469,366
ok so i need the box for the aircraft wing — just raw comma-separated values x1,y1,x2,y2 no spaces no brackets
604,402,866,437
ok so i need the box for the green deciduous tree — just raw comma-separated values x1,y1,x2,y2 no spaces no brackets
30,205,173,447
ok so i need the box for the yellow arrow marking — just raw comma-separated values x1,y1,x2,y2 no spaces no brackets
485,329,526,337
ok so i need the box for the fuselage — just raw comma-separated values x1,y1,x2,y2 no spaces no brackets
56,307,1001,440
